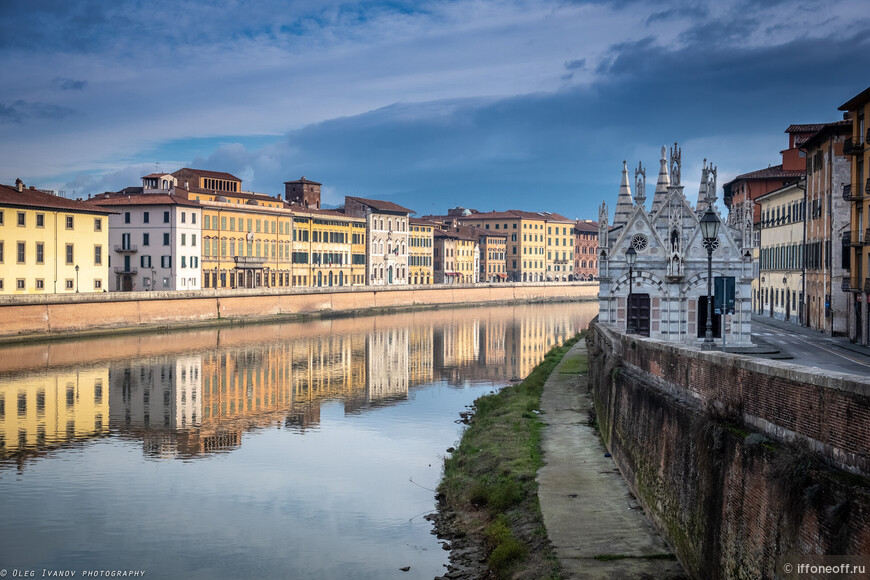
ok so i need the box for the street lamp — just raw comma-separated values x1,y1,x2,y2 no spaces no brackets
75,264,79,293
625,246,637,334
700,206,721,350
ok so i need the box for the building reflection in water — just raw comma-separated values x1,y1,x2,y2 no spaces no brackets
0,303,594,466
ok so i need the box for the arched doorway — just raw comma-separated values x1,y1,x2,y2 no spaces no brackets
328,271,333,286
317,271,323,287
387,266,393,284
338,271,344,286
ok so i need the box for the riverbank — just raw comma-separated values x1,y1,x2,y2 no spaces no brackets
0,282,596,345
432,334,581,579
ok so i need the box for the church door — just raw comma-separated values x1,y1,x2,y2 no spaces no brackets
628,293,651,337
697,296,722,338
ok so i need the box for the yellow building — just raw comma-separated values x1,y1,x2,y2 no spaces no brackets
289,207,366,287
1,180,111,294
409,218,435,284
175,169,293,289
458,210,547,282
838,87,870,344
757,181,805,323
542,212,574,281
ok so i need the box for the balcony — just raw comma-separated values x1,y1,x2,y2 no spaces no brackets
844,230,865,246
233,256,267,269
844,137,864,156
114,266,138,275
842,276,860,293
114,244,138,253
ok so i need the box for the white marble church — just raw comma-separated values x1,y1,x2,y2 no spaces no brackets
598,144,754,347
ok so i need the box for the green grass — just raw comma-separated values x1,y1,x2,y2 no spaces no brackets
438,332,584,579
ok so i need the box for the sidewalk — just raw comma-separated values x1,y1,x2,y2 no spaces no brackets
536,341,686,579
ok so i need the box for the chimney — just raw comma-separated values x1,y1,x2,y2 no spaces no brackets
15,178,23,192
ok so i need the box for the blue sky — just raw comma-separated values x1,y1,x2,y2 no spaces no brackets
2,0,869,219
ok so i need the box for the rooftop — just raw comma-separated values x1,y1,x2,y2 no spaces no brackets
0,182,113,214
345,196,414,214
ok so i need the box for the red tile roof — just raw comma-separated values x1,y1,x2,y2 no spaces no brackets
839,86,870,112
173,168,241,181
0,183,113,214
86,192,201,208
730,164,805,182
283,176,322,186
785,124,828,134
345,196,414,214
574,220,599,232
798,120,852,150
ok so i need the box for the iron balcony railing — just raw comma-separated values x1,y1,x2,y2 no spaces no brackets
114,244,138,253
113,266,138,275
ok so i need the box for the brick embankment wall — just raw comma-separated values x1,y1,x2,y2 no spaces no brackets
0,282,596,341
587,322,870,579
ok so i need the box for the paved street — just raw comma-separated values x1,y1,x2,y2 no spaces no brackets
750,317,870,378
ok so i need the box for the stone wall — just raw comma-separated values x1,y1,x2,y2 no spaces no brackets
0,282,596,341
588,322,870,578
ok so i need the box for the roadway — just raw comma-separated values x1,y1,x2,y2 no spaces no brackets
750,317,870,379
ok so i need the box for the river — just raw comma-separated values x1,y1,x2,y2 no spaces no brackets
0,301,597,579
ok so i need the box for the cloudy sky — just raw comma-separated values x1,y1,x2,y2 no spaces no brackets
2,0,869,219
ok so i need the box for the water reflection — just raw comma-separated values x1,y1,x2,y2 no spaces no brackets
1,304,592,465
0,302,596,580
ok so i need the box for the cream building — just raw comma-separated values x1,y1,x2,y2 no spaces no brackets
757,181,806,323
1,180,111,294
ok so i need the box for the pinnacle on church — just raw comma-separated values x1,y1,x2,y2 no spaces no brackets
613,160,634,227
650,145,670,215
696,159,709,213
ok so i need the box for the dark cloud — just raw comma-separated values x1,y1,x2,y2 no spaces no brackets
0,100,74,123
52,77,87,91
564,58,586,70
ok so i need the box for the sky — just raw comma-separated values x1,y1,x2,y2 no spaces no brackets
2,0,869,220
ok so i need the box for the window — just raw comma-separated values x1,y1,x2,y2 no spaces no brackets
36,213,44,227
162,211,170,223
141,255,151,268
36,243,44,264
65,279,74,290
17,242,25,263
36,279,44,290
94,279,102,290
163,233,170,246
181,256,187,268
181,233,186,246
181,212,186,224
143,233,150,246
94,245,102,265
161,256,171,268
192,234,196,247
66,216,74,229
143,212,150,224
0,210,3,225
124,212,131,224
192,213,197,225
0,241,3,262
65,244,74,264
18,212,26,226
94,218,102,231
17,279,25,290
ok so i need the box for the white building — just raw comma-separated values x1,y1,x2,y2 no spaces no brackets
598,144,754,347
344,196,412,285
88,174,202,291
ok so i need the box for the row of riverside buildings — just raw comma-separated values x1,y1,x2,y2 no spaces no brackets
720,85,870,345
0,169,600,295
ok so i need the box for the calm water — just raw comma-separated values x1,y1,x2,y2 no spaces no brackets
0,302,597,579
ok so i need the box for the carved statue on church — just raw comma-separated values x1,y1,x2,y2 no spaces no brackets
669,142,681,186
706,163,717,204
667,199,684,278
598,202,609,249
635,162,646,207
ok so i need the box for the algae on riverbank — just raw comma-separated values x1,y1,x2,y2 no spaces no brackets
436,334,582,579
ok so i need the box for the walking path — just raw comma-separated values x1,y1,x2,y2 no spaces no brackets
537,340,686,579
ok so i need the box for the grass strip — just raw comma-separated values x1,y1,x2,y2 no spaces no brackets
438,332,582,579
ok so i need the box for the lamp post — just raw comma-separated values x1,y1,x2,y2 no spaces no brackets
700,206,721,350
75,264,79,293
625,246,637,334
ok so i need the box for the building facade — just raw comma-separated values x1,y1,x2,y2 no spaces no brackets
598,147,753,347
542,212,574,281
838,86,870,345
800,121,851,335
88,178,202,292
1,181,111,294
574,219,598,281
408,218,434,285
756,181,805,324
456,211,546,282
344,196,412,286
